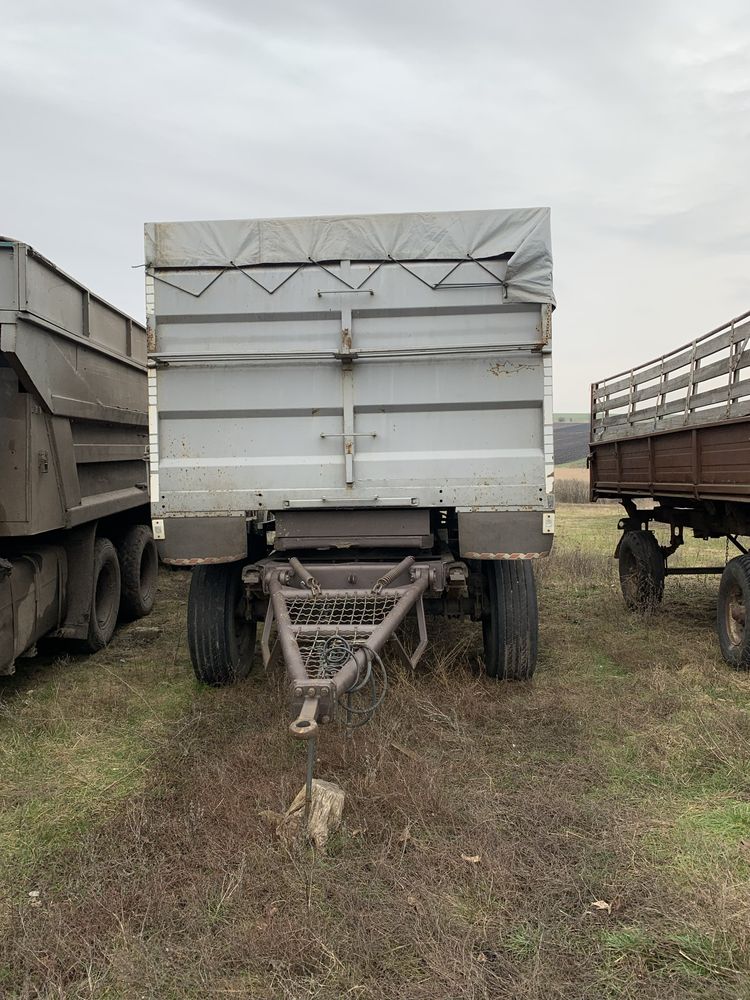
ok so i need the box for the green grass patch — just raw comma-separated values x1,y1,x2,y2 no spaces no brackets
601,925,744,981
0,576,195,883
503,922,542,959
688,801,750,840
0,682,191,877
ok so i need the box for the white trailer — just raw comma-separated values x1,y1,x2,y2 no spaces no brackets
145,208,555,737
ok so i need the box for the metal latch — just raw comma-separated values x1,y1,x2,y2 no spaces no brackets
320,432,376,439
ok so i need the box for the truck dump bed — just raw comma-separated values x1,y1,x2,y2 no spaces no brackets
590,310,750,504
0,240,148,537
145,208,555,547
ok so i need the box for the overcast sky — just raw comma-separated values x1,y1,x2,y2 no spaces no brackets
2,0,749,411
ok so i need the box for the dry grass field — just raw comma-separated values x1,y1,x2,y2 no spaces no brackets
1,505,750,999
555,466,590,503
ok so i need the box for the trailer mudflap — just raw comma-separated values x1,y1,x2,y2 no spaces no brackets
458,510,554,559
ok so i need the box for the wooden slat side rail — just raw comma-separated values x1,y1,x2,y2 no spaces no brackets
594,379,750,429
592,327,740,399
591,310,750,442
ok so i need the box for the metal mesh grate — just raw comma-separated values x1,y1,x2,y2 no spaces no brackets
295,631,372,677
285,593,398,627
281,592,400,679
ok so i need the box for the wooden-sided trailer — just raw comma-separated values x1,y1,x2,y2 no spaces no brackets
590,308,750,668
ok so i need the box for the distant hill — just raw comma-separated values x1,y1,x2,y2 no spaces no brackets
554,412,588,423
553,421,588,466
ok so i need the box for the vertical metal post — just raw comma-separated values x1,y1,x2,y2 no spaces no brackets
657,359,666,418
685,340,700,423
342,355,355,485
17,244,29,309
305,735,316,827
339,288,356,485
338,261,356,485
82,290,91,338
627,369,635,426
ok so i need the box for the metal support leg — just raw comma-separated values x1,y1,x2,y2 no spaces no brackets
305,735,316,826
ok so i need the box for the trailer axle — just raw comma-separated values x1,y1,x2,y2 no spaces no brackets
665,566,725,576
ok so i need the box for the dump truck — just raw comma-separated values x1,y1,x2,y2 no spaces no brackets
145,208,555,743
0,239,157,675
590,308,750,668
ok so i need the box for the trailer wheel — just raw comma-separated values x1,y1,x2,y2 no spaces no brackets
82,537,121,652
187,563,256,685
717,555,750,670
117,524,158,620
618,530,665,611
482,561,538,680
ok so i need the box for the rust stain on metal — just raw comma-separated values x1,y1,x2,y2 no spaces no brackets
488,361,535,377
463,551,547,560
542,305,552,346
163,552,247,566
146,320,157,354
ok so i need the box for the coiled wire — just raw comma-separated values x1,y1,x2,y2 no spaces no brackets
318,635,388,729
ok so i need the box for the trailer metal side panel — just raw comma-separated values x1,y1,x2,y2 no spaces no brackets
146,210,555,523
0,240,149,537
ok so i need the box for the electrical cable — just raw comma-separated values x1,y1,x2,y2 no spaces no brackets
318,636,388,728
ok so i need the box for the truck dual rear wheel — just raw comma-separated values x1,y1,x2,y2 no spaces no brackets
717,555,750,670
187,562,257,685
82,537,121,652
117,524,158,620
482,561,538,680
618,530,665,611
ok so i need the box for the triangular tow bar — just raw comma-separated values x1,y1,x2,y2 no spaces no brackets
242,553,468,815
265,554,431,734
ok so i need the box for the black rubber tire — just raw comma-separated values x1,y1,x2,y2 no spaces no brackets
82,537,121,652
187,562,256,685
482,561,539,680
717,555,750,670
618,530,665,611
117,524,158,620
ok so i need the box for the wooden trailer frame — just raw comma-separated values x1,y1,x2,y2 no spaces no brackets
590,309,750,670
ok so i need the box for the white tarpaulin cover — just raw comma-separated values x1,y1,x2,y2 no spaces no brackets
144,207,554,305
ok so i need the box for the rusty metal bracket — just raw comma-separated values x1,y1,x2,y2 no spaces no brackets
290,696,319,738
288,556,322,597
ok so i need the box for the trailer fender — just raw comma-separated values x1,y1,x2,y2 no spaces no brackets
458,511,554,560
156,515,247,566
